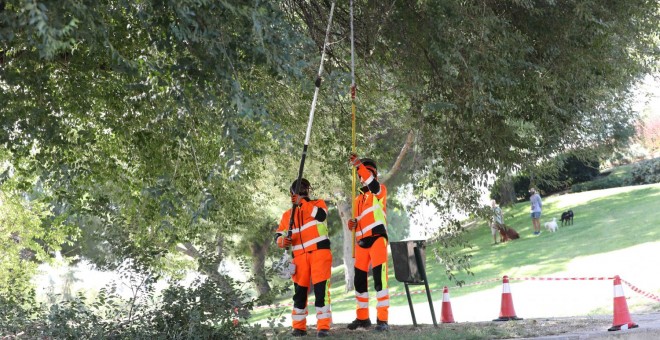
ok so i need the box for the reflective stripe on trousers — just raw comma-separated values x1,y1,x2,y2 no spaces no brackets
316,304,332,330
356,291,369,320
292,307,308,331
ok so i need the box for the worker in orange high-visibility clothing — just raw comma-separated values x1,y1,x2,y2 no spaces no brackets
346,154,390,332
275,178,332,338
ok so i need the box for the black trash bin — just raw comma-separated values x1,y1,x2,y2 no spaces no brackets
391,240,426,284
389,240,437,326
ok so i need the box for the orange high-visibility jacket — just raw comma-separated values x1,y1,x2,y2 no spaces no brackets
354,166,387,241
277,199,329,257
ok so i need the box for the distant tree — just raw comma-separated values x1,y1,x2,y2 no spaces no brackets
639,117,660,156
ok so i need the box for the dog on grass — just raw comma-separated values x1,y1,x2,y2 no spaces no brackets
497,224,520,241
544,218,558,232
560,210,574,226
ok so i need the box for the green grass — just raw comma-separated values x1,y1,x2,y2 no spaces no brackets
251,183,660,322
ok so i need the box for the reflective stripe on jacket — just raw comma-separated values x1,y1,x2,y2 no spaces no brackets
277,199,329,257
354,186,387,240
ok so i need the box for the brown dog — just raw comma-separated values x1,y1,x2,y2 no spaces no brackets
496,224,509,243
497,224,520,242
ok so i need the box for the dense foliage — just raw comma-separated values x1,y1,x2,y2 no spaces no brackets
627,157,660,185
0,265,265,339
490,153,601,202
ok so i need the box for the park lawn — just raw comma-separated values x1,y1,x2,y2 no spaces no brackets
250,183,660,323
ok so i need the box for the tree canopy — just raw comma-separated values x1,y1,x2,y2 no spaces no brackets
1,0,659,315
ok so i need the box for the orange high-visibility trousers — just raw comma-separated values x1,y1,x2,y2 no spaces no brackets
353,237,389,322
291,249,332,331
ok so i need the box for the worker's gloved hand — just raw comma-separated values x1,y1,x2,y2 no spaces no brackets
349,153,362,168
277,236,292,248
347,218,358,231
291,194,303,206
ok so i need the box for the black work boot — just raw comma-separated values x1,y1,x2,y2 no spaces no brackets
347,318,372,330
291,328,307,337
375,320,389,332
317,329,330,337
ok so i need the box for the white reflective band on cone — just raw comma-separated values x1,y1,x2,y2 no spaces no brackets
376,289,389,298
376,300,390,308
502,283,511,294
614,285,625,297
357,301,369,308
443,293,450,302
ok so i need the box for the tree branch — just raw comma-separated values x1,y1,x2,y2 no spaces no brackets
176,242,201,259
381,130,414,184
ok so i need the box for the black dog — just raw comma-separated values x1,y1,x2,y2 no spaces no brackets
560,210,574,226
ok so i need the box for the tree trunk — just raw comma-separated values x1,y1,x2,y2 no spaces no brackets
498,173,516,205
250,240,271,296
338,200,355,292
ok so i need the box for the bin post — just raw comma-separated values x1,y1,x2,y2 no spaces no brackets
414,241,438,327
390,239,438,327
404,282,418,326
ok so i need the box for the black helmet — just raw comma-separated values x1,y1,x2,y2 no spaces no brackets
290,178,311,196
360,158,377,170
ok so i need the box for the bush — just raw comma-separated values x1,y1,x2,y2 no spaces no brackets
1,268,266,339
491,154,600,201
626,157,660,185
570,176,626,192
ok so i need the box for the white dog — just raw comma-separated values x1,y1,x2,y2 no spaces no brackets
544,217,558,232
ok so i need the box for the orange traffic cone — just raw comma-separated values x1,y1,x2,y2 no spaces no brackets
608,275,638,331
441,286,455,323
493,275,522,321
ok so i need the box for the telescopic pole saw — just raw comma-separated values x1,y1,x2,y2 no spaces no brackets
288,2,336,240
350,0,357,258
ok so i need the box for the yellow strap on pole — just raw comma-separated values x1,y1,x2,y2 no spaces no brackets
350,0,357,259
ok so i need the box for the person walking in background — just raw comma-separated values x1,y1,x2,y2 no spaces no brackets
530,188,542,235
274,178,332,337
346,154,390,332
490,199,504,244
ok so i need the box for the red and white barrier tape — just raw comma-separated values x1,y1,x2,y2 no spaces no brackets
509,276,614,281
621,278,660,303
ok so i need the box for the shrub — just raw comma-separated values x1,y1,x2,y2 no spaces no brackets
491,154,601,201
571,176,626,192
626,157,660,185
1,268,266,339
